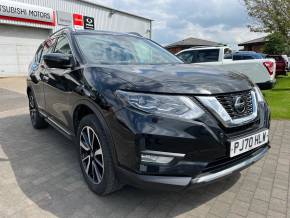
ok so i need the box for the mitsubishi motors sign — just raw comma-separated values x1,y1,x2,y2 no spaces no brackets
0,0,55,26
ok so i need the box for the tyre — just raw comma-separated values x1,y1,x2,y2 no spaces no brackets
28,91,48,129
77,114,121,195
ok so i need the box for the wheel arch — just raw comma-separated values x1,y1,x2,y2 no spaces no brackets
27,86,32,95
72,100,119,164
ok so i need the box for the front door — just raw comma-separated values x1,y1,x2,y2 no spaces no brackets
43,35,74,130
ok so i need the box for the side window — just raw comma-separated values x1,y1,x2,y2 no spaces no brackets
192,49,219,63
35,45,43,63
233,54,243,61
244,55,254,60
224,48,232,59
276,56,283,61
54,36,72,55
40,37,57,62
177,51,194,63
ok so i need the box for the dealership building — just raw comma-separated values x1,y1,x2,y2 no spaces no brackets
0,0,152,76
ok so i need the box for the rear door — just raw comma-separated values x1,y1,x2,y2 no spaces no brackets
29,45,46,110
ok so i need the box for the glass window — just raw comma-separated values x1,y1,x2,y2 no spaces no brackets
176,51,194,63
224,48,232,59
75,34,182,65
245,55,254,59
233,53,264,60
266,55,283,61
54,36,72,55
275,56,283,61
233,55,243,60
191,49,219,63
233,54,254,60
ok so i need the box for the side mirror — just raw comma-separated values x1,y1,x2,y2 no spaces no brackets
43,53,73,69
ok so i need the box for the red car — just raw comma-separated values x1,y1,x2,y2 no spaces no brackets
266,55,287,76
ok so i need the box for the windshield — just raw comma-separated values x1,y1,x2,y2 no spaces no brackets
75,34,182,65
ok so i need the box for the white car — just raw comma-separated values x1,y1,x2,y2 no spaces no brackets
176,46,276,89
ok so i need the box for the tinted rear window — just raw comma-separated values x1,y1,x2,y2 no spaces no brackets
178,49,219,63
267,55,284,61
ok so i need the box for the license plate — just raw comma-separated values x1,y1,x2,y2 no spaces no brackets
230,130,269,157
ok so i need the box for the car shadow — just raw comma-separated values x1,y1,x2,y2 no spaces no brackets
0,113,241,217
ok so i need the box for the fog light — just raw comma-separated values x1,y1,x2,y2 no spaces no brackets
141,154,174,164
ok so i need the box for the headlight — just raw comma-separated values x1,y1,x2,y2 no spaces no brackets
254,86,265,102
116,90,204,120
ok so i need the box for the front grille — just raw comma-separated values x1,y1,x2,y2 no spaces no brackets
216,91,253,119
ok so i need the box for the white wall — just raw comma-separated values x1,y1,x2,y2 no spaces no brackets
0,25,50,76
0,0,152,76
12,0,152,38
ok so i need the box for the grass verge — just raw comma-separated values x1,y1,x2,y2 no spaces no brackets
262,73,290,120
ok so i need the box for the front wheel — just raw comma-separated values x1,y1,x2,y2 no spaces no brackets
77,114,121,195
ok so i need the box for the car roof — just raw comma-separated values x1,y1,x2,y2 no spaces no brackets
178,46,228,53
51,27,144,38
234,51,257,54
233,51,263,57
266,54,281,57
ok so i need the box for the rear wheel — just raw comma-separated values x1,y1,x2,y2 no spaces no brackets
28,91,48,129
77,114,121,195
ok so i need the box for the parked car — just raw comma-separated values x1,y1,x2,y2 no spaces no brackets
176,46,276,89
233,51,264,60
27,28,270,195
281,55,289,71
266,55,287,76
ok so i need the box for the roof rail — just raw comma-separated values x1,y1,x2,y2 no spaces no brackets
127,32,143,37
49,27,73,37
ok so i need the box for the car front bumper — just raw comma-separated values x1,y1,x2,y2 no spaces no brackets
116,145,269,190
107,97,270,189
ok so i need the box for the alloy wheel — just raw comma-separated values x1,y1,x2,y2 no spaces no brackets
80,126,104,184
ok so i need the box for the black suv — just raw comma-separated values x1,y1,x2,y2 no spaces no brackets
27,28,270,195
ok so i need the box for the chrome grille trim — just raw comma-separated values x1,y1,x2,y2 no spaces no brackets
197,91,258,127
216,91,253,119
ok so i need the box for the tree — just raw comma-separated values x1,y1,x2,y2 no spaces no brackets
264,32,290,54
243,0,290,44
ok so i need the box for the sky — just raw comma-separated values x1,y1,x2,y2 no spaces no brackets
91,0,266,48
